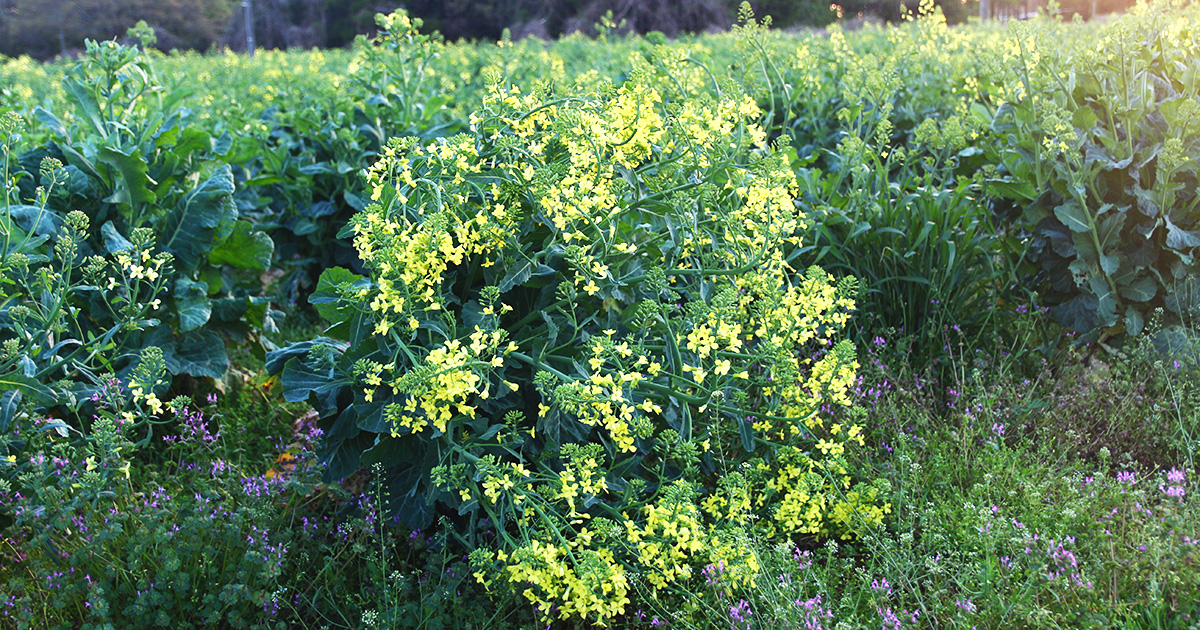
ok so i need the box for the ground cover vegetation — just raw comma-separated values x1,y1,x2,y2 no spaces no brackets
0,1,1198,628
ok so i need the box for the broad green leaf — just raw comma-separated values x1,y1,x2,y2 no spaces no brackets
212,131,232,156
738,416,756,453
40,418,74,437
1090,275,1118,328
1054,200,1092,233
5,204,57,235
161,165,236,273
310,267,367,323
61,76,104,137
1165,217,1200,250
174,278,211,332
0,371,54,403
1118,275,1157,302
498,259,533,293
1164,276,1200,318
33,107,68,139
99,221,133,253
98,145,157,207
355,400,390,434
209,220,274,270
1049,293,1099,333
327,432,375,482
536,406,590,448
1072,106,1098,130
383,457,437,530
0,390,19,432
157,329,228,378
1124,307,1145,336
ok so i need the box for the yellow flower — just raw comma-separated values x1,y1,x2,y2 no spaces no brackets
145,393,163,415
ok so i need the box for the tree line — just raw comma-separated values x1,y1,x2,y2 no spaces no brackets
0,0,1128,60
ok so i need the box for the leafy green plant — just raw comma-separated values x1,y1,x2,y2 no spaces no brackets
983,5,1200,341
23,35,278,379
792,64,1016,365
271,20,884,624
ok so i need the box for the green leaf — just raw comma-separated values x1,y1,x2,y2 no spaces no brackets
99,221,133,254
498,259,533,293
1124,307,1145,336
5,205,64,240
58,144,103,182
156,329,228,378
383,458,436,530
209,220,274,271
987,178,1037,202
738,416,756,453
1164,276,1200,318
1165,217,1200,250
0,390,19,433
0,372,54,403
270,339,347,418
352,400,386,434
61,76,104,137
310,268,368,323
323,407,364,480
1118,275,1157,302
174,278,211,332
1054,200,1092,233
212,131,233,156
161,165,236,273
97,145,157,207
40,418,74,438
1072,106,1099,130
1049,294,1099,333
33,107,68,139
537,406,590,448
1090,275,1118,328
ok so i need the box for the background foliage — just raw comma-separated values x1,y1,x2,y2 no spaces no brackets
0,0,1139,59
0,2,1198,628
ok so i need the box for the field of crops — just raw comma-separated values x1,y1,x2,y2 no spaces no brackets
1,2,1199,628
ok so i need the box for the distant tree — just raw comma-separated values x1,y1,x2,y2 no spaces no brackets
324,0,396,47
0,0,232,59
225,0,329,51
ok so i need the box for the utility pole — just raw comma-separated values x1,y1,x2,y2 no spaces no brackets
243,0,255,57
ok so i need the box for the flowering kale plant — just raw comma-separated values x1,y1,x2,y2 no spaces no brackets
271,11,887,624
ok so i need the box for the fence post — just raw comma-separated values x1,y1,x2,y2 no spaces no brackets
243,0,256,57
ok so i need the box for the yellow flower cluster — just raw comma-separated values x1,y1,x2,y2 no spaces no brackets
481,461,532,505
550,371,645,453
828,482,892,540
756,444,887,539
481,482,764,624
381,329,510,435
555,454,609,519
762,447,831,536
625,489,706,589
499,541,630,625
354,136,502,316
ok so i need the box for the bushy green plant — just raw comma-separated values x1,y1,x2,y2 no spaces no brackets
271,13,886,624
982,3,1200,341
789,39,1017,364
0,125,178,443
18,34,278,380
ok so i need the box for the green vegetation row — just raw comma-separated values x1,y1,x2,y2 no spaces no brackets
0,2,1197,628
